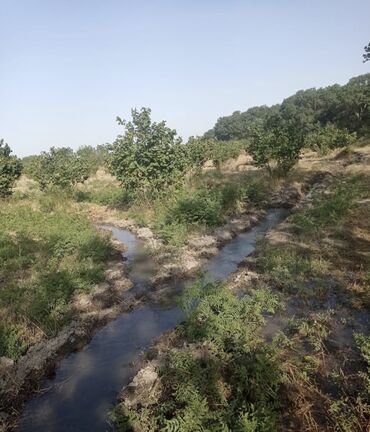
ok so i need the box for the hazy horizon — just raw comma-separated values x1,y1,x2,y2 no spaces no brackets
1,0,369,157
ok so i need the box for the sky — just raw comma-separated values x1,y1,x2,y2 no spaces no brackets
1,0,369,157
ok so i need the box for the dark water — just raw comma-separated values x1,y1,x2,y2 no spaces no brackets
18,209,287,432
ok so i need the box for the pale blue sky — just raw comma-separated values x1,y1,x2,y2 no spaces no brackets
1,0,369,157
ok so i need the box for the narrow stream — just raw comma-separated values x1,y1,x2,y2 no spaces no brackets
18,209,287,432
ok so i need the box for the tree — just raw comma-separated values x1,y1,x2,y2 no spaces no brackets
0,139,22,197
76,144,111,174
210,106,272,141
205,73,370,141
109,108,187,194
363,42,370,63
29,147,90,190
304,123,357,155
249,113,302,175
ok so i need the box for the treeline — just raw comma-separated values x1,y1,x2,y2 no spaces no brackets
1,73,369,198
205,73,370,141
199,73,369,174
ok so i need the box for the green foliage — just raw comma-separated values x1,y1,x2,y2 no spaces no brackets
0,196,112,359
207,139,246,168
113,283,283,431
249,113,302,175
211,106,272,141
74,187,131,208
290,175,367,233
76,144,110,174
207,73,370,141
0,139,22,197
256,245,329,292
364,42,370,63
0,323,29,360
27,147,91,191
186,137,246,170
168,189,224,227
125,173,268,247
327,334,370,431
291,311,333,353
304,123,357,155
110,108,188,195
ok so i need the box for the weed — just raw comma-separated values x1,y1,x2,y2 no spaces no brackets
112,282,283,431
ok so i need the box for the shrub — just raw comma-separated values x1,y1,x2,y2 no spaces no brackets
74,187,131,208
185,137,247,171
0,139,22,197
112,282,283,431
28,147,90,191
249,114,303,176
304,123,357,155
168,189,224,226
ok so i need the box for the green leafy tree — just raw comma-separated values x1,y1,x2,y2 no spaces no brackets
29,147,90,190
211,105,272,141
185,137,246,171
110,108,187,194
76,144,111,174
363,42,370,63
249,113,302,175
206,73,370,141
304,123,357,155
0,139,22,197
185,136,212,170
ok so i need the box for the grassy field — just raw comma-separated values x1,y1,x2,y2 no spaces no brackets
0,192,112,359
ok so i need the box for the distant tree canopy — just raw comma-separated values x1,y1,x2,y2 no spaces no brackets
203,73,370,175
0,139,22,197
207,73,370,141
76,144,110,174
27,147,90,190
186,137,247,170
363,42,370,63
109,108,188,194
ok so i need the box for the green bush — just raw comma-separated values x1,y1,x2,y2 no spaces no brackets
304,123,357,155
74,187,131,208
242,179,268,207
185,137,247,170
112,282,283,431
27,147,91,191
249,113,303,176
168,189,224,227
0,139,22,197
